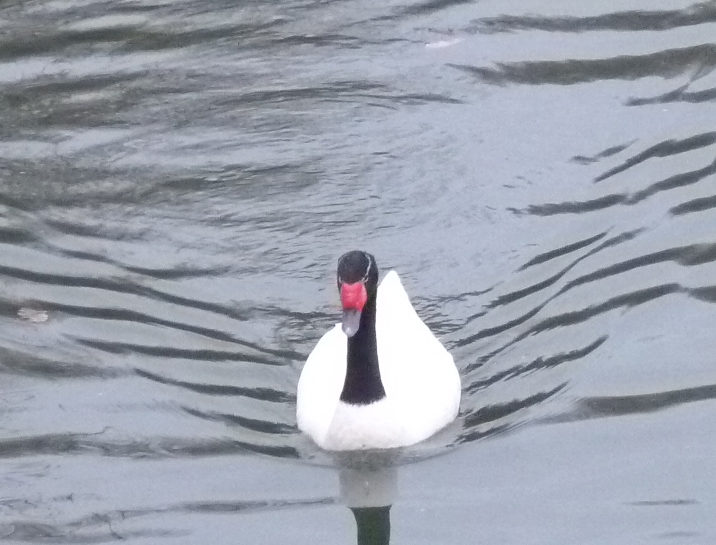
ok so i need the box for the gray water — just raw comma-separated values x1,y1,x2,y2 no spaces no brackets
1,0,715,543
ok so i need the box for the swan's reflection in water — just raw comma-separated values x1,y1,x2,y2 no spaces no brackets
335,450,399,545
323,421,460,544
341,466,396,545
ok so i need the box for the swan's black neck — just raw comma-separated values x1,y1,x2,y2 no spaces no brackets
340,292,386,405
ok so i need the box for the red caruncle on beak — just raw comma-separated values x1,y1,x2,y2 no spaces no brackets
340,282,367,311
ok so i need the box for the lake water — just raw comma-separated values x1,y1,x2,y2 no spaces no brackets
1,0,715,543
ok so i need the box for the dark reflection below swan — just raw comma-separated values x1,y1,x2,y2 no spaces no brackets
336,450,399,545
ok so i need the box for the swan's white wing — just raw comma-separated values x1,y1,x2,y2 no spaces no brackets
376,271,461,443
296,324,346,447
376,270,452,392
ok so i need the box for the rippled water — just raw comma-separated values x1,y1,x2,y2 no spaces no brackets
1,0,715,543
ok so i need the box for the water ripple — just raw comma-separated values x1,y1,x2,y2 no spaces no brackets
448,43,716,86
474,3,716,34
543,383,716,423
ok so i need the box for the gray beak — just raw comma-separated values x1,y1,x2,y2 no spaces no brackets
342,309,361,337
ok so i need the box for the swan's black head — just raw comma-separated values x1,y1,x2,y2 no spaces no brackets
337,250,378,337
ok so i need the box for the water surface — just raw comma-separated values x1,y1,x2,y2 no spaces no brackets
1,0,715,543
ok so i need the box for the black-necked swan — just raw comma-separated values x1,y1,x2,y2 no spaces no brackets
296,250,461,451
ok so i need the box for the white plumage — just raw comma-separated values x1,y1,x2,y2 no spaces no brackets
297,270,461,451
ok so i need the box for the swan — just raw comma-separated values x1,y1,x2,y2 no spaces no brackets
296,250,461,451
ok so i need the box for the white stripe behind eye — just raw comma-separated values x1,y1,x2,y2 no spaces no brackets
361,253,372,283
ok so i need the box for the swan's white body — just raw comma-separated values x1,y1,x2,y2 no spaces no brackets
297,270,461,451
